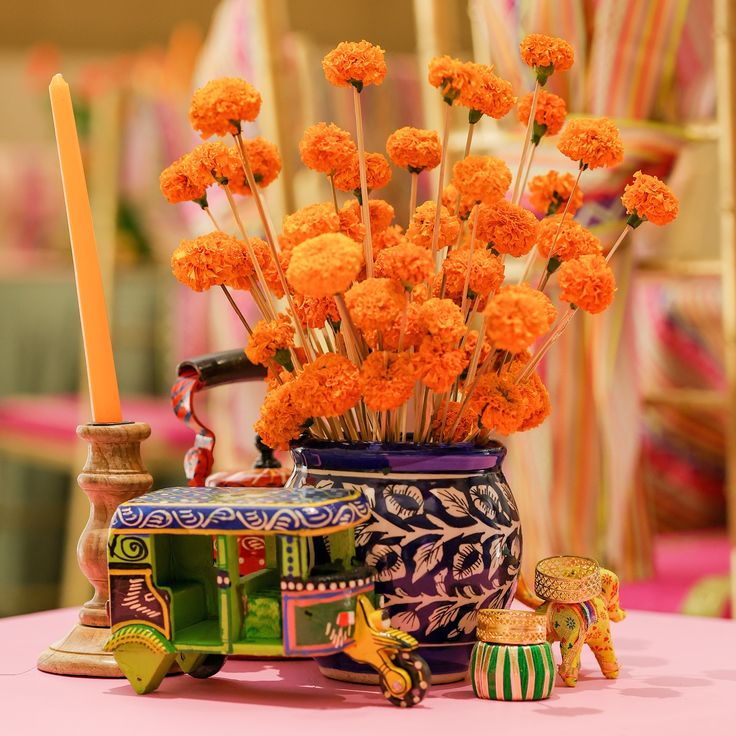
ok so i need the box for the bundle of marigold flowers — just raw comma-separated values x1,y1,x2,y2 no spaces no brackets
160,35,679,450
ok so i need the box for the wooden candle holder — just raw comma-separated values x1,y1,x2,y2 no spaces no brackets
38,421,152,677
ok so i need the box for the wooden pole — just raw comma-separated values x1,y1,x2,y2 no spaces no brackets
715,0,736,616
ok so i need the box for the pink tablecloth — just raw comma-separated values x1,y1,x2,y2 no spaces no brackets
1,607,734,736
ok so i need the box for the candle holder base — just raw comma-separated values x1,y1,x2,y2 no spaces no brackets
37,623,122,678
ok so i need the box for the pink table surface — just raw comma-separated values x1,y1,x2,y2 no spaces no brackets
1,607,734,736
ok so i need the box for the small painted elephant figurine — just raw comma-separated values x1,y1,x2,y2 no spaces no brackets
543,568,626,687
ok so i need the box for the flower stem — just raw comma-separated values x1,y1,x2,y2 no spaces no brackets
352,87,373,277
606,224,632,262
409,171,418,225
430,102,452,263
329,173,340,215
219,285,252,336
460,206,480,316
512,80,540,205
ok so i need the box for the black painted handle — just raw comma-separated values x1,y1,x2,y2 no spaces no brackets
177,349,265,388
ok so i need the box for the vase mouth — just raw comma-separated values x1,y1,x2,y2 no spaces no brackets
290,437,506,474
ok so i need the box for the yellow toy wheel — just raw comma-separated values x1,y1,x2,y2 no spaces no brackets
380,651,430,708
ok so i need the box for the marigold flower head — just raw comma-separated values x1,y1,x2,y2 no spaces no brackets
417,297,466,345
517,89,567,140
297,353,361,417
254,382,309,450
475,200,540,257
415,338,468,392
286,233,364,297
291,294,340,329
519,34,574,83
339,199,395,239
517,371,551,431
345,278,405,335
280,203,340,252
373,224,407,253
462,330,493,367
374,298,424,351
229,137,282,195
322,40,387,90
333,152,392,193
432,401,479,443
479,374,527,435
171,231,247,292
528,170,584,216
248,236,286,297
160,153,208,205
245,315,295,366
441,247,505,303
189,77,262,139
536,215,601,262
452,155,512,204
557,117,624,170
359,351,417,411
299,122,356,175
484,283,556,353
386,126,441,173
187,141,242,189
558,253,616,314
375,242,434,286
621,170,679,227
441,183,475,221
428,55,470,104
407,201,460,249
459,63,516,120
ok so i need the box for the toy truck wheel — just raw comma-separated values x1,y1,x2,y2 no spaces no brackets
380,651,430,708
187,654,226,679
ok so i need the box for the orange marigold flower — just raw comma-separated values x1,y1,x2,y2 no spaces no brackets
248,236,286,297
322,40,387,90
621,170,679,227
386,126,442,173
359,351,416,411
333,152,392,193
441,183,475,221
484,283,556,353
519,34,574,81
462,330,493,367
229,137,282,195
432,400,479,442
428,55,470,104
517,89,567,140
187,141,242,189
297,354,361,417
291,295,340,329
254,382,308,450
417,297,466,345
415,338,468,392
375,298,424,351
536,215,601,261
189,77,262,139
299,122,356,175
459,63,516,120
441,247,505,302
171,231,247,292
345,278,405,334
452,155,512,204
280,203,340,252
517,372,551,431
340,199,395,237
557,253,616,314
527,170,584,216
475,200,540,257
373,224,407,253
557,117,624,170
479,374,527,435
245,314,295,366
160,153,208,205
375,242,434,286
407,201,460,249
286,233,363,298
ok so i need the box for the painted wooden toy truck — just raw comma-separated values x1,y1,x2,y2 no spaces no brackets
104,484,430,707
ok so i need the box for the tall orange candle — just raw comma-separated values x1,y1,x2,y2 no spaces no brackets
49,74,122,423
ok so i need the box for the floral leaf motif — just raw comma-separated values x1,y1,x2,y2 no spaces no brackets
315,479,335,489
365,544,406,582
355,524,374,548
434,573,448,598
431,486,471,518
458,609,478,634
391,610,420,632
347,482,375,507
426,602,462,635
452,542,483,580
470,484,499,518
412,536,445,583
383,484,423,519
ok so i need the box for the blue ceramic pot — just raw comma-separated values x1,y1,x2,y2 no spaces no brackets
288,439,522,684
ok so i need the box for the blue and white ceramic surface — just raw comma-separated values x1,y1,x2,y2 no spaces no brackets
289,439,522,683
